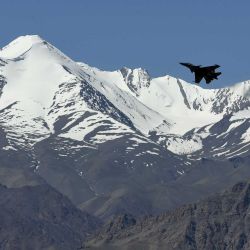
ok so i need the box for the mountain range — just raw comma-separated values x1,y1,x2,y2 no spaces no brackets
0,35,250,224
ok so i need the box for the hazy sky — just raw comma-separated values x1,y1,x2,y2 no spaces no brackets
1,0,250,88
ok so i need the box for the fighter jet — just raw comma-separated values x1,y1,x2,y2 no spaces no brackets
180,62,221,84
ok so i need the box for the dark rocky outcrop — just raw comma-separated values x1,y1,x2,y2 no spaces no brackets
0,184,101,250
86,181,250,250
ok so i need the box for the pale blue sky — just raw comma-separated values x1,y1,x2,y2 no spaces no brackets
1,0,250,88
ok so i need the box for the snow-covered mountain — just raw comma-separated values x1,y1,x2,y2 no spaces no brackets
1,35,250,150
1,35,250,218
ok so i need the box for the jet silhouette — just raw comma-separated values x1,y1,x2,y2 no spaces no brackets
180,63,221,84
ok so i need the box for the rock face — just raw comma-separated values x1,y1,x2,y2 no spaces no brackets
86,181,250,250
0,184,101,250
120,67,151,96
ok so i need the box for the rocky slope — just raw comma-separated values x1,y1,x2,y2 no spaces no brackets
86,181,250,250
0,184,101,250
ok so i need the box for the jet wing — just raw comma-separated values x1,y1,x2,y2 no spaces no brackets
194,72,203,83
204,75,213,84
179,62,195,72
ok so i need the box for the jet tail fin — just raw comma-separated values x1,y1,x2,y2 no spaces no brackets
214,72,221,79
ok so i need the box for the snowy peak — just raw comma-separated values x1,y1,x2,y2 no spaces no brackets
0,35,45,59
0,42,75,110
229,80,250,98
0,35,92,111
120,67,150,95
